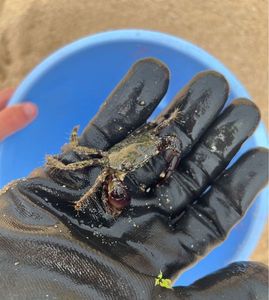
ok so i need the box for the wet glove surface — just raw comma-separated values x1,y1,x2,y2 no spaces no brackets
0,58,268,299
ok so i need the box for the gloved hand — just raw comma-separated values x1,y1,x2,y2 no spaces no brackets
0,58,268,300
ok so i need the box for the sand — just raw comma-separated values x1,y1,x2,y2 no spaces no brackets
0,0,267,264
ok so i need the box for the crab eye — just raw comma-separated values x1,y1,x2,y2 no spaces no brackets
108,180,130,210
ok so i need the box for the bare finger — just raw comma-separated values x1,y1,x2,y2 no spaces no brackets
0,88,14,110
0,103,38,141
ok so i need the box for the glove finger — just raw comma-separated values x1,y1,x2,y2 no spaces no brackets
170,148,268,274
185,262,268,300
156,70,229,154
79,58,169,150
124,71,229,193
153,262,268,300
153,99,260,214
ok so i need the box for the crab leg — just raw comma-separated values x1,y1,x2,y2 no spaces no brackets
46,155,107,171
62,126,106,157
154,108,181,133
71,146,106,157
164,150,181,180
74,170,110,211
162,135,182,180
69,126,80,144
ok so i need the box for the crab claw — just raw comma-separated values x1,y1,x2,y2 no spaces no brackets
163,149,181,180
107,176,131,210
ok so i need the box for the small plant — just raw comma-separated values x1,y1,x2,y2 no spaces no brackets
155,271,172,289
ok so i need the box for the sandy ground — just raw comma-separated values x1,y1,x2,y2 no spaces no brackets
0,0,268,264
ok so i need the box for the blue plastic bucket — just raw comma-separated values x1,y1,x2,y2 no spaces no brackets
0,29,268,286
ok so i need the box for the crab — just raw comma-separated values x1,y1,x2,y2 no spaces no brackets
46,108,182,216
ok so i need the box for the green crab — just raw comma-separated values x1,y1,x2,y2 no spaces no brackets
46,108,182,216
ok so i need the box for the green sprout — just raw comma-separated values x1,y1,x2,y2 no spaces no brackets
155,271,172,289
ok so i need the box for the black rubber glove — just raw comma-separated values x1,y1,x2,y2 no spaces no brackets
0,58,268,300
